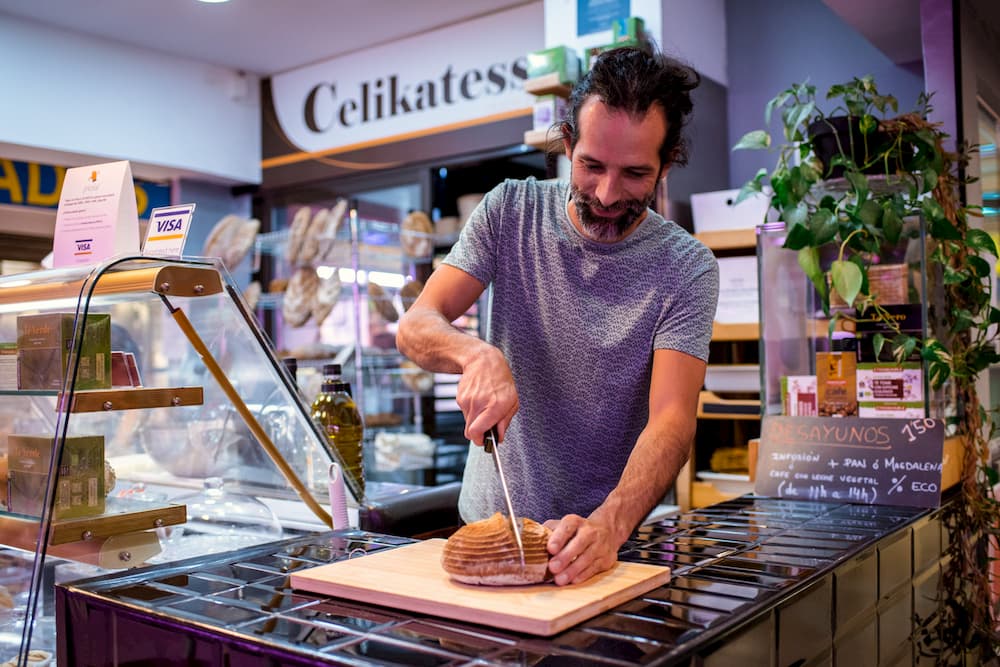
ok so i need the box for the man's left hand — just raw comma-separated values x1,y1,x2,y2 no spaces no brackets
543,514,619,586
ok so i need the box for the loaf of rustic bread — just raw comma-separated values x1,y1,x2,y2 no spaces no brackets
441,512,552,585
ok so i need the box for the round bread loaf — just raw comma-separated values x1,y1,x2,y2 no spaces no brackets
441,512,552,586
202,214,242,260
222,217,259,269
399,279,424,312
285,206,313,265
242,280,261,311
312,270,343,325
298,207,329,265
317,199,349,265
400,211,434,258
368,282,399,323
282,267,320,327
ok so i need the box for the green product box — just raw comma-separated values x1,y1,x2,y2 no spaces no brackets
7,434,105,519
526,45,581,84
612,16,645,42
17,313,111,390
585,37,642,70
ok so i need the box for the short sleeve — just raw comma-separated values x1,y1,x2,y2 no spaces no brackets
652,247,719,362
441,182,511,288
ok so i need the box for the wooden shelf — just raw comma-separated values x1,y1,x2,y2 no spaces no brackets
691,480,744,508
67,386,203,413
523,129,555,150
694,228,757,250
0,497,186,548
524,73,573,97
711,322,759,341
697,391,760,420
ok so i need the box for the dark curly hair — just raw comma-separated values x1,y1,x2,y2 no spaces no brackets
560,46,700,169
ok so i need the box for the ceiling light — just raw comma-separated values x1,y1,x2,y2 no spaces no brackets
197,0,231,3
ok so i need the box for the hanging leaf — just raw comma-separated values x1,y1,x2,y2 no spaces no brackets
858,199,882,228
872,332,886,360
967,228,999,257
808,209,838,245
733,130,771,151
831,259,863,307
798,247,828,303
882,206,903,244
783,222,813,250
967,256,991,278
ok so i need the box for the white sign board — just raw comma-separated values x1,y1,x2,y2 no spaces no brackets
270,3,543,155
142,203,196,258
52,160,140,268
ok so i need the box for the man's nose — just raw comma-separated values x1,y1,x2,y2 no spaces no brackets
594,175,622,208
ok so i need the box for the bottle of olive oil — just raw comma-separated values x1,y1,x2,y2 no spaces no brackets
311,377,365,497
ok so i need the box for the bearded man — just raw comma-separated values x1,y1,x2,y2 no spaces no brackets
397,46,719,585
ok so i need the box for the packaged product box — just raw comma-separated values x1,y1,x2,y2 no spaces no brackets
855,303,924,363
17,313,111,391
585,37,641,70
532,95,568,131
612,16,645,42
0,343,16,390
7,434,105,519
781,375,818,416
816,351,858,417
857,361,925,418
526,46,580,84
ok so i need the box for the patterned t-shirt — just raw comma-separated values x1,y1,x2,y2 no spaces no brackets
443,177,719,523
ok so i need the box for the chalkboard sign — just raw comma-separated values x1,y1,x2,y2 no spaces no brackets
755,415,945,508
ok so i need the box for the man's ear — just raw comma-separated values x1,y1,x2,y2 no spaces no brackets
658,165,669,183
560,121,573,160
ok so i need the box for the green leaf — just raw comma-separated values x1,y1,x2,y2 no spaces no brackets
952,309,975,333
858,199,882,228
784,201,810,227
733,130,771,151
930,215,962,240
921,167,938,193
988,306,1000,325
845,170,869,200
859,114,876,135
967,228,999,257
968,255,991,278
765,91,792,125
831,259,863,307
985,466,1000,488
787,101,816,134
927,360,951,389
808,209,838,245
882,206,903,244
734,170,767,205
872,332,886,360
797,247,828,302
783,222,813,250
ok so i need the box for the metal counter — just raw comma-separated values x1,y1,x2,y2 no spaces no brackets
56,496,936,666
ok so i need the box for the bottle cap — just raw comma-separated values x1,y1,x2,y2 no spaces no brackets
282,357,298,376
322,363,342,376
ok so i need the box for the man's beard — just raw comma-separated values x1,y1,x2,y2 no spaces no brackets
569,185,655,242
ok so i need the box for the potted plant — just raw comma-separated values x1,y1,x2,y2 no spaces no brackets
734,75,1000,662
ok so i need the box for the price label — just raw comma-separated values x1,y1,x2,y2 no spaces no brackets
143,204,196,258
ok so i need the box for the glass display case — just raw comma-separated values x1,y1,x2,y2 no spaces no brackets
253,194,472,489
0,255,351,664
756,213,938,420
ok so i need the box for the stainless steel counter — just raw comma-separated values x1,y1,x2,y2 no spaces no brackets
56,496,939,666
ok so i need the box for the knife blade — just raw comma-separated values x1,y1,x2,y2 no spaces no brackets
484,426,525,569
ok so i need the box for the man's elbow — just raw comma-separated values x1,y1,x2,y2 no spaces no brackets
396,311,417,359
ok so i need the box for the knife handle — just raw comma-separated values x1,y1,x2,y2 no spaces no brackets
484,426,499,453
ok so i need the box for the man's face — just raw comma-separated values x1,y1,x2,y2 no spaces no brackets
564,96,667,243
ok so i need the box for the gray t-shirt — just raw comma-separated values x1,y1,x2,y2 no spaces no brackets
444,177,719,523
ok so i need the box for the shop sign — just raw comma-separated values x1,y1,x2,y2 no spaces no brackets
269,3,542,155
755,415,945,508
0,158,170,218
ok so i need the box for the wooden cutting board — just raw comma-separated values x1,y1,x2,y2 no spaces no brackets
290,538,671,636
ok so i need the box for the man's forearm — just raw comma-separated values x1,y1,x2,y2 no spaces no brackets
396,306,488,374
589,414,693,546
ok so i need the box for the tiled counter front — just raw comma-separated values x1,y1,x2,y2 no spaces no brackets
56,497,941,666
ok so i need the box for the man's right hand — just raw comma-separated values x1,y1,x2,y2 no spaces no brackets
456,345,519,445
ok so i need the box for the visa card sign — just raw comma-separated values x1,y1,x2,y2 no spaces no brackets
0,158,169,217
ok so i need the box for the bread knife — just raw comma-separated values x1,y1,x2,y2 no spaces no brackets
484,426,526,569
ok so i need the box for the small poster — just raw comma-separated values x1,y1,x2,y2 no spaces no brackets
143,203,196,258
577,0,629,36
52,160,140,268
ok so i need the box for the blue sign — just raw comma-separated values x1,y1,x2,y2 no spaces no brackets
0,158,170,218
577,0,630,37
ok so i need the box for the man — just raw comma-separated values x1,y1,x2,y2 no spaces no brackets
397,47,719,585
